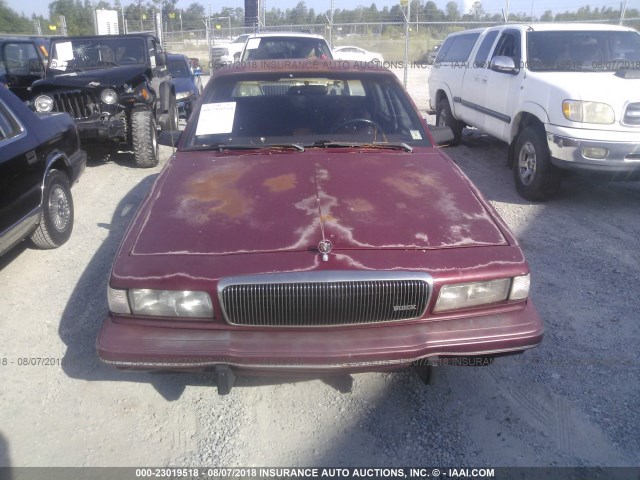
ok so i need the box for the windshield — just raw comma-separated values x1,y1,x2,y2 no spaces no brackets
48,37,146,74
184,69,431,149
241,37,333,61
527,31,640,72
168,59,191,78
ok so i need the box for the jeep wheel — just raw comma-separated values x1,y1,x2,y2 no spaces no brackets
132,107,159,168
436,98,463,146
30,169,74,249
513,126,561,201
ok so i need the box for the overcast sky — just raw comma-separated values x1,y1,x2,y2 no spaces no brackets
7,0,637,24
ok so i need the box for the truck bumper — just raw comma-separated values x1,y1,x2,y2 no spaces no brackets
545,127,640,178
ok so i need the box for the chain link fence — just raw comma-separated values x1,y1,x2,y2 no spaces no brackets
155,18,640,113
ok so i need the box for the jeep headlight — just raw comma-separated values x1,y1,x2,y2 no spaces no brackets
108,285,213,318
434,275,530,312
35,95,54,112
176,91,191,100
100,88,118,105
562,100,614,124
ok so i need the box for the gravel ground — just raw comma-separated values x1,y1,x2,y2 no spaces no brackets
0,75,639,471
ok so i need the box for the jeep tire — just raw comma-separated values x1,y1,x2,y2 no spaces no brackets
132,107,159,168
513,126,561,201
436,98,463,146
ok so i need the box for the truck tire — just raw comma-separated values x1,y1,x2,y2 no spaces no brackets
436,98,463,146
132,107,159,168
30,169,74,249
513,126,561,201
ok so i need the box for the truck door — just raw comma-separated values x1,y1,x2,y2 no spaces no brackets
480,29,524,141
459,29,499,130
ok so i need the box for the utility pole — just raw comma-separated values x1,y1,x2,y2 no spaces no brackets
329,0,334,48
59,15,68,36
139,0,143,31
620,0,627,24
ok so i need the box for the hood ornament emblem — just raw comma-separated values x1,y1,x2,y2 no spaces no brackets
318,239,333,262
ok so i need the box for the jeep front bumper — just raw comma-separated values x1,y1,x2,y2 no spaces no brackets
76,116,127,142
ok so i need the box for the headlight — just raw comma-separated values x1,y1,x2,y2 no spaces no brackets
434,275,530,312
562,100,614,124
35,95,54,112
176,91,191,100
100,88,118,104
107,285,213,318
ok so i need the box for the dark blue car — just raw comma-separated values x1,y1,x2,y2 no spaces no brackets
167,53,201,119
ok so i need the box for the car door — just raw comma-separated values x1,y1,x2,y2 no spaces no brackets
0,41,45,101
0,94,44,245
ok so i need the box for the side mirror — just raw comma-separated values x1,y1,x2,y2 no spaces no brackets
156,52,167,67
429,125,455,146
158,130,182,147
194,67,202,76
490,55,518,74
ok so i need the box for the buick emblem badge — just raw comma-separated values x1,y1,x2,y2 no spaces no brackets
318,239,333,262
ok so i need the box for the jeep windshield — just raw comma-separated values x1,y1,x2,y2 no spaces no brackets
527,31,640,72
184,69,431,150
48,37,146,74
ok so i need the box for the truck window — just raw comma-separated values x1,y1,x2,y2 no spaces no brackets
492,31,521,64
437,33,480,63
474,31,499,68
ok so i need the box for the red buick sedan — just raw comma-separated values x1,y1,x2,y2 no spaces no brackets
97,60,543,394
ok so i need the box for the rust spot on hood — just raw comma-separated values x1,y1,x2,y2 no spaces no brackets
384,171,441,198
263,173,297,192
177,163,254,223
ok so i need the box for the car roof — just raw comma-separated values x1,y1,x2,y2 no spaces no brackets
334,46,363,50
213,59,390,79
521,22,636,32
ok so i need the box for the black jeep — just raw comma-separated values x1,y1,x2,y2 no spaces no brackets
30,34,177,168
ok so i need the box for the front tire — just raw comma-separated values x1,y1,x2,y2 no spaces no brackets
436,98,463,146
30,169,74,249
513,126,561,201
132,108,159,168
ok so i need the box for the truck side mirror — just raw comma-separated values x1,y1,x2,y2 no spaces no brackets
156,52,166,67
490,56,518,74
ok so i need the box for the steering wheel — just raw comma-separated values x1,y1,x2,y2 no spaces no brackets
332,118,384,134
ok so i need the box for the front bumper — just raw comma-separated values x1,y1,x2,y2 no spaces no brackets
97,301,543,374
546,126,640,178
76,116,126,142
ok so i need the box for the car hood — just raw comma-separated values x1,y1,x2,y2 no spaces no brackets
32,65,148,91
173,76,197,95
131,149,508,256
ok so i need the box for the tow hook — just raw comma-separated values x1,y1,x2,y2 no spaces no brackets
215,365,236,395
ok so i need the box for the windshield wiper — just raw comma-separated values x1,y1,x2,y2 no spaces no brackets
183,143,305,152
310,140,413,153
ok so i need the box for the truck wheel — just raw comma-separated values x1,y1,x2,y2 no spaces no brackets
132,108,159,168
513,126,561,201
436,98,463,146
30,169,74,249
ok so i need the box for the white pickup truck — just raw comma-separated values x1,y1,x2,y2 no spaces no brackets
428,23,640,200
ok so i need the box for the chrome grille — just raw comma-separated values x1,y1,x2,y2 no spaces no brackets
219,271,431,327
623,103,640,126
52,91,95,119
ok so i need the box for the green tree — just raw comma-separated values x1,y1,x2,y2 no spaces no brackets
445,1,459,21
